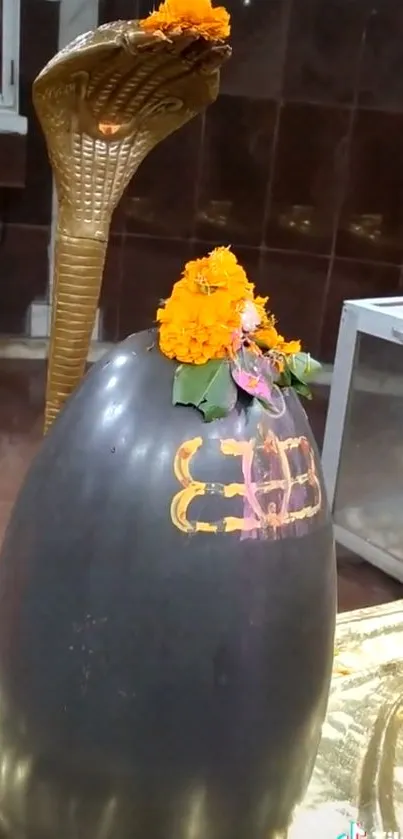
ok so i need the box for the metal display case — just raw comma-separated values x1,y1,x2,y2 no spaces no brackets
322,297,403,582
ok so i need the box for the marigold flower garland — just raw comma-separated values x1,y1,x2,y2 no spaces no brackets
140,0,231,41
156,247,321,422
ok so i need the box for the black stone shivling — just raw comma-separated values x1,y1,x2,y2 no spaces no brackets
0,330,336,839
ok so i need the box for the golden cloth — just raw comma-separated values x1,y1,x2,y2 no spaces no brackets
291,600,403,839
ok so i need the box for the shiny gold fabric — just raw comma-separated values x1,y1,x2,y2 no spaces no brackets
291,600,403,839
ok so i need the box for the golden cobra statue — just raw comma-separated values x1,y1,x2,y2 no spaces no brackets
33,17,230,432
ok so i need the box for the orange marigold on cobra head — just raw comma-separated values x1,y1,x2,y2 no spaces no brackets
157,247,252,365
139,0,231,41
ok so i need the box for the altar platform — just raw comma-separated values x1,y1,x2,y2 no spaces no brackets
291,599,403,839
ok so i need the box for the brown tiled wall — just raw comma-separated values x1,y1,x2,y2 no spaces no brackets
3,0,403,362
97,0,403,360
0,0,59,335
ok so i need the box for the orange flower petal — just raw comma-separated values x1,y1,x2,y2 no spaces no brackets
139,0,231,41
279,340,302,355
156,245,301,365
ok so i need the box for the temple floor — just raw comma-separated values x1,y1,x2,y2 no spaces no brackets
0,357,402,613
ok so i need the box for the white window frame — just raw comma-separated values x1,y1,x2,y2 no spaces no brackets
322,296,403,582
0,0,27,134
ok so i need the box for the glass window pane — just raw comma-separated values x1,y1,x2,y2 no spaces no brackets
334,332,403,560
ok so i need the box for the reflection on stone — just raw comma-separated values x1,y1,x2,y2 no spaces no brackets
125,196,155,224
198,200,233,227
348,214,382,242
278,206,314,234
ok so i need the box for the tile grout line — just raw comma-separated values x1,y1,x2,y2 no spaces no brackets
259,0,294,252
316,10,371,354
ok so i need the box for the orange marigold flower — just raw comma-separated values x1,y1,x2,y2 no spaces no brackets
157,247,253,364
278,339,301,355
254,322,280,349
255,324,301,356
139,0,231,41
253,295,269,324
157,245,301,365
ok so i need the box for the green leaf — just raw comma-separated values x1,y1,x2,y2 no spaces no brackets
291,379,313,400
173,359,238,422
276,360,292,387
287,352,321,384
273,356,313,401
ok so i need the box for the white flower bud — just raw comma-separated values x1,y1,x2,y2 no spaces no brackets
241,301,261,333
